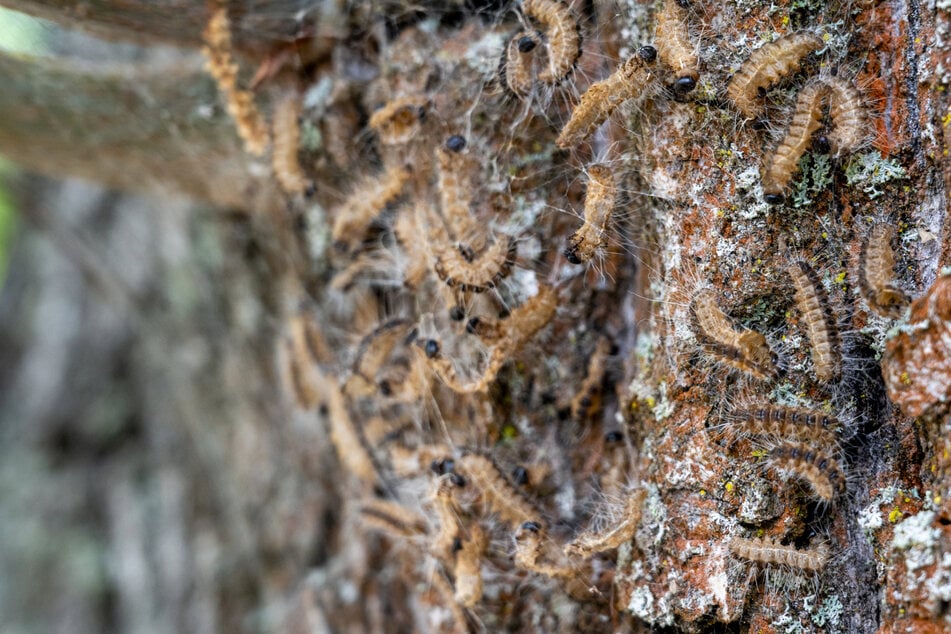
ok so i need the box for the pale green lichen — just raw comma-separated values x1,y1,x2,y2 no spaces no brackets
811,594,844,629
791,153,833,208
845,151,907,198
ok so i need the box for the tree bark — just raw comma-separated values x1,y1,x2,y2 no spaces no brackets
1,1,950,633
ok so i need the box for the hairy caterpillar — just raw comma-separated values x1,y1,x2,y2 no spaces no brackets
690,289,778,381
319,369,380,485
457,453,545,528
521,0,582,85
499,31,542,98
565,165,617,264
564,489,645,558
655,0,699,93
422,285,558,394
435,138,480,243
556,46,658,149
431,473,467,563
201,3,269,156
271,92,311,195
368,95,427,145
761,79,827,205
515,521,574,579
788,261,841,382
726,404,840,448
285,316,321,409
570,337,611,420
345,319,414,397
730,536,830,572
360,499,428,538
768,441,846,502
331,163,411,255
824,77,868,157
726,32,824,119
859,224,909,318
432,235,518,294
453,523,487,607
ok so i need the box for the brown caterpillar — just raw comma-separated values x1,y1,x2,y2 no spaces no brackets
726,32,824,119
271,92,311,195
359,499,428,538
368,95,427,145
570,337,611,420
655,0,699,93
565,165,617,264
564,489,645,558
727,404,840,448
499,30,542,98
556,46,658,149
761,79,827,205
321,371,380,485
730,536,830,572
521,0,582,85
285,316,321,409
433,236,518,294
788,260,841,382
430,473,467,562
453,523,487,607
457,453,545,528
345,319,414,397
859,224,910,318
824,77,868,157
422,285,557,394
201,3,269,156
690,289,778,381
515,521,574,579
331,163,411,255
435,137,480,243
768,441,846,502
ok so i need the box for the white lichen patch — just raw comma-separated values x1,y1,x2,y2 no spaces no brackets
859,486,900,540
891,510,939,571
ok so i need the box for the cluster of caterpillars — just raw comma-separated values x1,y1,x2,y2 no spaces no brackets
198,0,915,628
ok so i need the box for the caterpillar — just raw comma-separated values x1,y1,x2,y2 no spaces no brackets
788,260,841,382
690,289,778,381
457,453,545,528
435,137,480,243
368,95,428,145
564,165,617,264
201,2,269,156
727,404,840,448
859,224,910,318
271,92,311,195
726,32,824,119
346,319,414,396
521,0,582,85
331,163,411,255
655,0,699,93
320,370,380,485
768,441,846,502
431,473,466,563
285,317,320,409
570,337,612,420
761,79,827,205
515,521,575,579
453,523,487,608
564,489,645,558
556,46,658,149
824,77,868,157
499,30,542,98
421,285,558,394
360,499,428,538
432,235,518,294
729,536,830,572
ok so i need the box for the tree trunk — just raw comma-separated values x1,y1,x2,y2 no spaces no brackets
0,1,949,633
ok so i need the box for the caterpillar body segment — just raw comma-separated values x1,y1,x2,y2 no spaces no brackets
655,0,699,93
728,404,840,448
768,442,846,502
824,77,868,157
761,79,827,205
726,32,824,119
788,261,841,382
565,165,617,264
368,95,428,145
859,224,909,318
556,46,659,149
331,164,411,255
521,0,582,85
457,453,545,528
730,536,830,572
433,235,518,294
271,93,311,195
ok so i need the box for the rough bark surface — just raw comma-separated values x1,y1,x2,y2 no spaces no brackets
1,1,950,633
